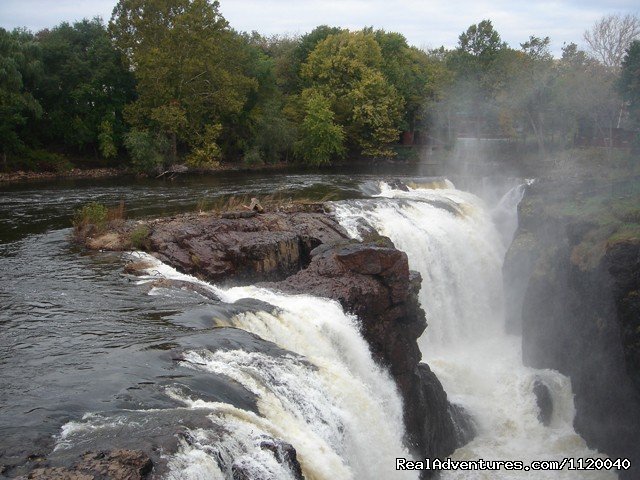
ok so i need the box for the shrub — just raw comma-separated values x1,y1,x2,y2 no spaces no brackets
129,225,150,249
294,91,345,166
186,124,222,170
73,202,108,235
124,129,167,174
242,147,264,167
24,149,74,173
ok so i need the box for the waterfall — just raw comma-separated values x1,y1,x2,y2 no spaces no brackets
334,182,616,480
491,181,532,248
55,253,416,480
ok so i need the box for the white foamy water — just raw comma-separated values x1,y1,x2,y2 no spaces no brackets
334,181,616,480
127,253,417,480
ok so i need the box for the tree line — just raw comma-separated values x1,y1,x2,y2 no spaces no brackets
1,0,639,173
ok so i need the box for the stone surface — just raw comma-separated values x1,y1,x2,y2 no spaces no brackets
145,211,350,285
533,379,553,426
505,178,640,479
24,450,152,480
415,363,476,461
265,241,470,462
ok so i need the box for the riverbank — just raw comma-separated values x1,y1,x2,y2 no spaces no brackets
0,164,293,185
0,147,433,186
0,168,123,184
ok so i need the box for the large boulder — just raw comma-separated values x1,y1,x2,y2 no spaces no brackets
146,211,349,284
267,241,471,463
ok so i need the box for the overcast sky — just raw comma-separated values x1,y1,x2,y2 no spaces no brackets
1,0,638,56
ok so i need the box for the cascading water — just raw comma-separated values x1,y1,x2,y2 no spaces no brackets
334,181,616,479
55,253,416,480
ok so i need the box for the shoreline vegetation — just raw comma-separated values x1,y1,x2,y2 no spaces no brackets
1,2,638,177
0,151,419,185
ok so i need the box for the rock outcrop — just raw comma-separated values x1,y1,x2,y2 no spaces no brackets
504,178,640,479
265,241,474,461
24,450,152,480
146,210,348,284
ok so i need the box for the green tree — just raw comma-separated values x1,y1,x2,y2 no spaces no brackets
110,0,256,165
35,19,135,161
552,42,621,152
0,28,42,168
371,29,447,132
510,36,556,155
302,30,403,157
227,32,297,164
295,90,344,165
124,128,168,173
434,21,509,140
458,20,507,61
619,40,640,125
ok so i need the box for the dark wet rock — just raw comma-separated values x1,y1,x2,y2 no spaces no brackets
258,439,304,480
266,242,466,459
146,278,220,302
506,177,640,479
24,450,152,480
267,243,425,378
387,179,410,191
123,260,156,276
415,363,476,463
533,379,553,426
175,327,299,359
606,241,640,394
424,199,463,217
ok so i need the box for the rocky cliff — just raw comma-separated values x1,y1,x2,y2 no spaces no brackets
504,178,640,479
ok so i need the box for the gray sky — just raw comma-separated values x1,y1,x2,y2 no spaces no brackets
0,0,638,55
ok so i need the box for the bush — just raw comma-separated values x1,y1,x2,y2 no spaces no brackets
129,224,150,249
242,147,264,167
294,91,345,166
73,202,108,234
186,124,222,170
24,149,74,173
124,129,167,174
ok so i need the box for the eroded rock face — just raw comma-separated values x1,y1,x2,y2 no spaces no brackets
505,179,640,479
265,241,469,463
146,211,349,284
232,439,303,480
415,364,475,460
